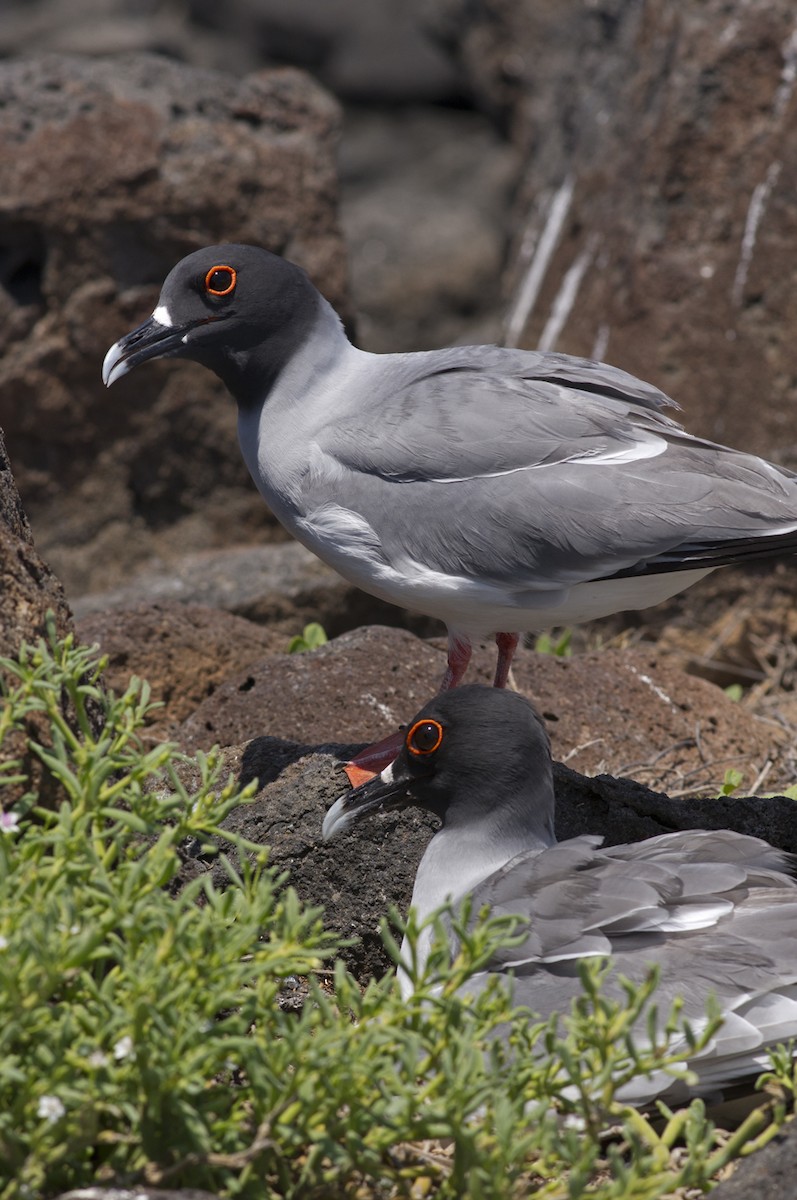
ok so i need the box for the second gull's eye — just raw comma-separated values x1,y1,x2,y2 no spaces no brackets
204,265,237,297
406,719,444,756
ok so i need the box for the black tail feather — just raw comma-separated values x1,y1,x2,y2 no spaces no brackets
604,527,797,580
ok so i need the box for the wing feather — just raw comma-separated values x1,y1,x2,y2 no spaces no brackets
307,351,797,589
444,825,797,1103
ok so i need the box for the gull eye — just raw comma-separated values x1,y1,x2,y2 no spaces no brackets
406,718,444,757
204,265,237,297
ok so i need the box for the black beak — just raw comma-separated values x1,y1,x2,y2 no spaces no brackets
322,760,424,840
102,314,191,386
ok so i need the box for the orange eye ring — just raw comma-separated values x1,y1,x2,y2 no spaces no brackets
406,718,444,757
204,264,237,297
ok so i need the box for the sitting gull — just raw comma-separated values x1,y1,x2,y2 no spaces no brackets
322,685,797,1105
103,244,797,770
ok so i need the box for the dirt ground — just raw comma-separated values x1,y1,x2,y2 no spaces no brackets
547,560,797,797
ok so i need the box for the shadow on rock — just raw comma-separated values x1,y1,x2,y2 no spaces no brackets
239,735,362,791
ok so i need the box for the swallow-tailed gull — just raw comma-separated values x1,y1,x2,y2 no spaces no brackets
323,685,797,1105
103,245,797,769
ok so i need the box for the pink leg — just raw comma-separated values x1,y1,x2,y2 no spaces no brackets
494,632,520,688
440,631,473,691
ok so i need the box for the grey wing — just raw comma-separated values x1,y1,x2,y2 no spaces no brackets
312,351,797,588
459,830,797,1028
329,348,683,483
447,831,797,1104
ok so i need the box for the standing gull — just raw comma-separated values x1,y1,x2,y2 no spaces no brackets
322,685,797,1105
103,244,797,769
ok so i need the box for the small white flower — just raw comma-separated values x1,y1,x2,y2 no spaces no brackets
0,811,19,834
113,1035,134,1061
0,936,8,950
57,922,80,935
37,1095,65,1122
87,1050,109,1068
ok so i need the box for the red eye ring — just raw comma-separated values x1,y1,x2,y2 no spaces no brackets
406,718,444,757
204,264,237,297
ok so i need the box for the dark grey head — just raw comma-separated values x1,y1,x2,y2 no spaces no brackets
102,244,322,405
323,685,554,842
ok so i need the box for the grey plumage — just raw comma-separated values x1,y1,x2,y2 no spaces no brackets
322,686,797,1105
103,244,797,692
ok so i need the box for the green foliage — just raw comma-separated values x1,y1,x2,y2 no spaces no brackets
762,783,797,801
0,629,338,1196
723,683,744,702
534,628,573,658
287,623,328,654
718,767,745,796
0,628,792,1198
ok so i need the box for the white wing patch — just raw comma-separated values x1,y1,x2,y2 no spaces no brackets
571,432,668,466
655,899,734,931
426,429,667,484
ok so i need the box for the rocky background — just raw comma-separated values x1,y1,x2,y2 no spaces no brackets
2,2,797,1193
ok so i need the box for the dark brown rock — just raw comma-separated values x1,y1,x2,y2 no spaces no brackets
710,1120,797,1199
0,427,74,811
0,0,255,71
552,761,797,856
512,645,783,799
75,603,288,740
434,0,797,460
0,428,72,657
187,0,461,103
0,427,32,544
0,53,348,597
72,542,440,644
177,624,780,797
338,106,517,352
202,744,439,979
177,624,450,753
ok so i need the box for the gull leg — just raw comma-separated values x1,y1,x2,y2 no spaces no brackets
494,631,520,689
440,631,473,691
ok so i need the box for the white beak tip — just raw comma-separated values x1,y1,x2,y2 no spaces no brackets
322,794,351,842
102,342,128,387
